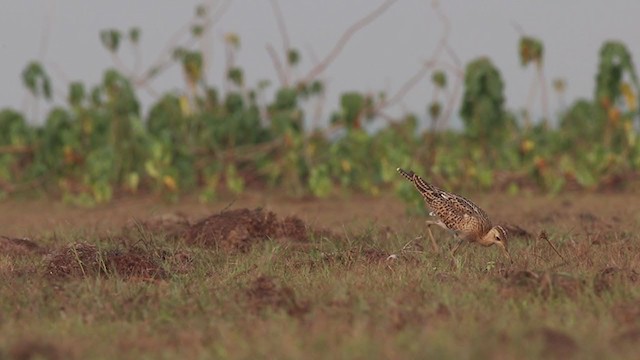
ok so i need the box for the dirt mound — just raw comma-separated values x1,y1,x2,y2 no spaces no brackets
8,338,69,360
594,267,639,295
123,212,190,239
611,327,640,347
531,327,578,358
183,208,330,252
44,242,167,280
612,302,640,326
0,236,45,256
501,269,585,299
245,275,309,318
318,247,391,266
502,224,533,241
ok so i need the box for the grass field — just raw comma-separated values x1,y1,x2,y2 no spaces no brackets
1,191,640,359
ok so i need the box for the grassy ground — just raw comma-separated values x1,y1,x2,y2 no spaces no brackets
1,192,640,359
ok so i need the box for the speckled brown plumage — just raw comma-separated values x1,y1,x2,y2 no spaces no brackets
397,167,511,262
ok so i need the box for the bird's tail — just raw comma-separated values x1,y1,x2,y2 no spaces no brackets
396,168,435,197
396,167,415,182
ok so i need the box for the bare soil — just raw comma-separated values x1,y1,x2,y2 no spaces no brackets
182,208,327,252
1,191,637,238
44,242,167,280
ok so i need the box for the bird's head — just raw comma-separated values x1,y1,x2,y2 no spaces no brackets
484,225,512,263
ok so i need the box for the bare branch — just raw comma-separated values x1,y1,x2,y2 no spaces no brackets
37,0,56,61
372,0,463,118
269,0,292,56
302,0,398,84
429,0,451,64
269,0,294,82
136,1,230,87
511,21,526,36
132,41,142,76
210,0,232,26
445,45,462,69
266,44,289,86
439,68,463,129
312,78,330,129
110,53,134,78
431,1,463,72
538,63,550,125
379,65,430,110
50,62,70,86
136,22,191,84
202,0,232,74
304,44,320,65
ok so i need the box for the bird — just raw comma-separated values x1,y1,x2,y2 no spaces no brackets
397,167,512,263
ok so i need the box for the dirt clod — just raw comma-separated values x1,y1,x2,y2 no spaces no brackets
535,327,578,358
612,302,640,326
44,242,167,280
502,269,584,299
124,212,190,240
593,267,639,295
611,327,640,346
9,338,67,360
0,236,45,256
245,275,309,317
503,224,533,240
183,208,329,252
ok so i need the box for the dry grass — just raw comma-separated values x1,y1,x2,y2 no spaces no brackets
0,194,639,359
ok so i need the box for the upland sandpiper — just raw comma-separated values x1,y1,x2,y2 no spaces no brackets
397,168,512,262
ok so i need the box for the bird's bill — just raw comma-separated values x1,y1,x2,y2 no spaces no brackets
496,241,513,264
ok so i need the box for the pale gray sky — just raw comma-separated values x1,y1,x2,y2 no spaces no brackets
2,0,639,128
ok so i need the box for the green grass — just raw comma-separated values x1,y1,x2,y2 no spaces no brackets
1,224,640,360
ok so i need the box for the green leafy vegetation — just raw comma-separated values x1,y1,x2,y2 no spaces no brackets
1,8,639,206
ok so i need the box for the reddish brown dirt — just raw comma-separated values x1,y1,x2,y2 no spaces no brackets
182,208,330,252
501,269,585,299
0,236,45,256
244,275,310,317
534,327,579,358
122,212,191,240
44,242,167,280
1,191,638,238
612,302,640,327
8,338,68,360
593,267,639,296
0,192,411,236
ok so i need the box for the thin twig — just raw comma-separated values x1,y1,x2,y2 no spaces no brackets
37,0,56,61
379,64,430,110
269,0,293,82
301,0,399,84
538,63,550,125
439,68,463,129
371,0,463,123
266,44,289,86
110,53,134,78
201,0,232,74
538,230,567,264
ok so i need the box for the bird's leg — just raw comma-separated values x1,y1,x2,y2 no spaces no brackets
451,237,465,256
426,225,439,252
424,220,443,252
448,237,466,269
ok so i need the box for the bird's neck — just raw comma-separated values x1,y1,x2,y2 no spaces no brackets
477,232,496,247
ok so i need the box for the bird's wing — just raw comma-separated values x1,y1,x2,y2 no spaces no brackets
430,193,491,233
396,167,492,232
